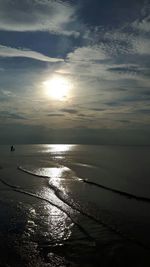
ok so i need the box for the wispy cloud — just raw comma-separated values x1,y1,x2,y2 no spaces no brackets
63,21,150,82
0,111,27,120
0,0,149,137
60,108,78,114
0,0,78,36
0,89,15,98
0,45,64,62
67,45,108,62
133,15,150,32
47,113,64,117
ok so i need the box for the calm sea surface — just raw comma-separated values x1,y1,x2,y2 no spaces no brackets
0,144,150,266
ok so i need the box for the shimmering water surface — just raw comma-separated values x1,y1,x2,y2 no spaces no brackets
0,144,150,266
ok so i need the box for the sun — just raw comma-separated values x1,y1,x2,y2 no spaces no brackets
43,76,71,101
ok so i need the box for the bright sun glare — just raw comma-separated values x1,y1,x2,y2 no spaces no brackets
43,76,71,101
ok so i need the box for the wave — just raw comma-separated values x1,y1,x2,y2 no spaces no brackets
0,177,93,243
18,165,150,203
73,163,98,169
47,180,150,250
17,166,50,179
53,163,150,203
1,176,148,250
18,165,77,180
79,178,150,203
17,166,150,249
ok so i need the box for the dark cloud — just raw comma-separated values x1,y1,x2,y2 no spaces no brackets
118,119,131,123
0,111,27,120
136,109,150,114
90,108,105,111
60,108,78,114
107,66,140,73
77,113,86,117
47,113,64,117
104,101,121,107
143,90,150,96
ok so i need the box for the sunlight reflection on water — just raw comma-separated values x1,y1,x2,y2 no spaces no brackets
37,166,69,177
36,165,73,242
41,188,73,241
40,144,75,154
34,166,70,188
23,145,76,243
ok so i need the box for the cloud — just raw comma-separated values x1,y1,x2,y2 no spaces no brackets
90,108,105,111
0,89,16,102
60,108,78,114
136,108,150,114
61,45,111,79
64,45,140,81
133,15,150,32
133,38,150,55
0,89,15,98
47,113,64,117
0,44,64,62
62,21,150,84
0,0,77,36
0,1,149,134
131,1,150,32
67,45,108,62
0,111,27,120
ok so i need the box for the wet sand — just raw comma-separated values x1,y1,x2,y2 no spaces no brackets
0,145,150,266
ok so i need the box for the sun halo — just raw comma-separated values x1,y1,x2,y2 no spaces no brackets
43,76,71,101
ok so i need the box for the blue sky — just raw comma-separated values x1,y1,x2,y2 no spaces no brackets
0,0,150,144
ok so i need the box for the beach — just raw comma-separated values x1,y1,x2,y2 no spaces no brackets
0,144,150,266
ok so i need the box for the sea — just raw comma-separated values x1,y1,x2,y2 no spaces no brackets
0,144,150,267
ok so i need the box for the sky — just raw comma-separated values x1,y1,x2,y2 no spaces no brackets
0,0,150,144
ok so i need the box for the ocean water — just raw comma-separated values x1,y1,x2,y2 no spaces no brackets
0,144,150,266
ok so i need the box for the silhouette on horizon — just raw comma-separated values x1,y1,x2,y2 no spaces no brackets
10,145,15,152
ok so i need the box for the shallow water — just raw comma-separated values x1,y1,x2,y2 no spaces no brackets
0,144,150,266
